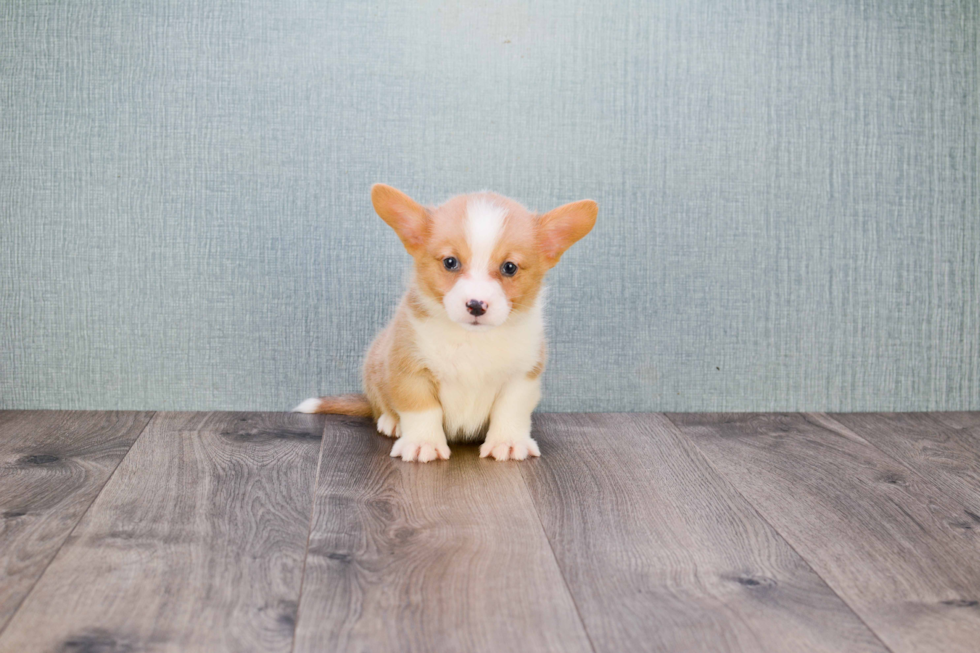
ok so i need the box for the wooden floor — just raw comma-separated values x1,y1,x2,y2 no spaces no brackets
0,412,978,652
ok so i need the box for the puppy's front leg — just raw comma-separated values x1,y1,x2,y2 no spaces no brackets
480,375,542,461
391,406,450,462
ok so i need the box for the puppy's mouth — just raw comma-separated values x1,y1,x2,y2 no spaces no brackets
460,319,493,331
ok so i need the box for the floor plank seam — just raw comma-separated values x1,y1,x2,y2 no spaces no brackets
661,413,898,653
517,463,599,653
810,412,978,514
0,411,157,642
289,415,329,653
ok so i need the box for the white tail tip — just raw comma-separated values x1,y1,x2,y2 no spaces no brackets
293,398,321,413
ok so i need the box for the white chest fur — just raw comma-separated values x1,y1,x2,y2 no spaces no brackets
409,305,543,440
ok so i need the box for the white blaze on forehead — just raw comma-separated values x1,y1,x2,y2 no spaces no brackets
465,199,507,276
440,198,512,328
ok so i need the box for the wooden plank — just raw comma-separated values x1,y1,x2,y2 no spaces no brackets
293,415,593,653
0,412,323,653
928,411,980,440
828,412,980,519
667,412,980,653
0,410,153,634
520,413,888,653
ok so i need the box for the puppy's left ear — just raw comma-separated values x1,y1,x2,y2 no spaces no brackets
537,199,598,266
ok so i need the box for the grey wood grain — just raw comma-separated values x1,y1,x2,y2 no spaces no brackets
929,412,980,439
292,415,592,653
828,413,980,519
0,412,324,653
0,410,153,634
667,412,980,653
520,413,889,653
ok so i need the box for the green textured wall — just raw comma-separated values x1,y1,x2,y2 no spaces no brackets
2,1,978,411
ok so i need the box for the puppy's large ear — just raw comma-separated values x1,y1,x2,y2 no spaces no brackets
537,199,598,266
371,184,429,255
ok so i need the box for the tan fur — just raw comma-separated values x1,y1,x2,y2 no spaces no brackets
362,302,442,421
301,394,373,417
527,341,548,380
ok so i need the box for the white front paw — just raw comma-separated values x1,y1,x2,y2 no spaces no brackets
479,435,541,461
392,408,450,462
376,413,399,437
390,436,450,462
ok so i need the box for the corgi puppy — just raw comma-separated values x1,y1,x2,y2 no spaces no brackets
295,184,597,462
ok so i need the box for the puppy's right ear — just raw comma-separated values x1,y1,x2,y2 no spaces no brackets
371,184,429,255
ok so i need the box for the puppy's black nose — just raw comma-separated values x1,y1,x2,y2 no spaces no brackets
466,299,487,317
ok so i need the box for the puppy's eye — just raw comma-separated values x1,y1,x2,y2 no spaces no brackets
500,261,518,277
443,257,460,271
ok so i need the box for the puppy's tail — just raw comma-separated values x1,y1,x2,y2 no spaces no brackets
292,394,373,418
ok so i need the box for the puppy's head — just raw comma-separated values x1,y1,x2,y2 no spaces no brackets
371,184,597,330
